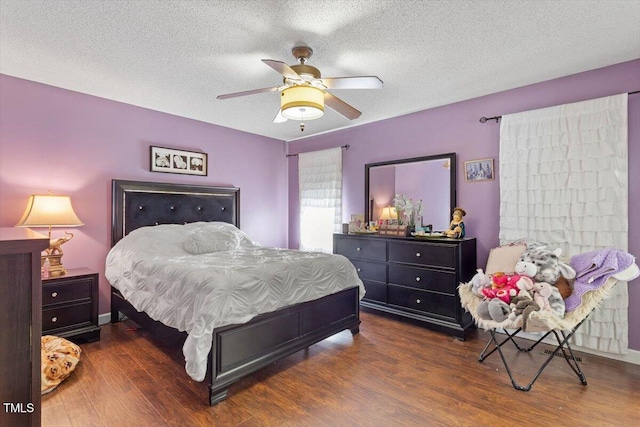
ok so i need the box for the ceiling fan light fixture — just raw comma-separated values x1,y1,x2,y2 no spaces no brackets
280,86,324,120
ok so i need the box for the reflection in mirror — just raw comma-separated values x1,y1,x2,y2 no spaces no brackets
365,153,456,231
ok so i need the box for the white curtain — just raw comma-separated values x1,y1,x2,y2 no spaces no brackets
499,94,629,353
299,147,342,253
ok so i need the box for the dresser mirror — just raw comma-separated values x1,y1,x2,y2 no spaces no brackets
365,153,456,231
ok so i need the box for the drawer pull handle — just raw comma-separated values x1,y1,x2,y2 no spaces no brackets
51,292,58,298
357,268,362,272
356,247,361,251
416,252,421,257
416,299,421,304
415,277,421,282
51,316,58,323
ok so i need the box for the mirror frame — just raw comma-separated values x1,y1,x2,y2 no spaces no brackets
364,152,457,225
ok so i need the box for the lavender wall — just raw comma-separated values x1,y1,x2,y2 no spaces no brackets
0,75,288,315
287,59,640,350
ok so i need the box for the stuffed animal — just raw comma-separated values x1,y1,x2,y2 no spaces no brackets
508,293,539,317
470,269,491,297
481,273,522,303
515,245,577,300
531,281,565,317
477,298,511,322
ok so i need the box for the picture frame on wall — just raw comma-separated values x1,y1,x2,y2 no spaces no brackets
150,146,208,176
464,158,494,182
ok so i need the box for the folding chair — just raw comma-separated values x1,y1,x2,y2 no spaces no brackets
458,263,638,391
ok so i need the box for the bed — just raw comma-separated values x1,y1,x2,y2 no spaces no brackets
107,179,363,405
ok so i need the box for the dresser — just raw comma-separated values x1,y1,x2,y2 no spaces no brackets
42,268,100,342
334,233,477,339
0,227,49,427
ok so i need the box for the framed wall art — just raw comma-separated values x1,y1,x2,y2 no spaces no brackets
464,158,494,182
150,146,208,176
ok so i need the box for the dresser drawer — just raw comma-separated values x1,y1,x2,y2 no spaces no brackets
43,302,93,332
388,241,456,268
362,279,387,303
43,278,92,306
335,236,386,261
388,285,457,319
350,259,386,282
388,265,456,294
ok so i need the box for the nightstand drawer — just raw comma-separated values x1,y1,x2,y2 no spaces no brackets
388,241,456,268
43,279,92,306
42,268,100,342
43,302,93,331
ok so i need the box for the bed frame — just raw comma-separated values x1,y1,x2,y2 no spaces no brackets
109,179,360,405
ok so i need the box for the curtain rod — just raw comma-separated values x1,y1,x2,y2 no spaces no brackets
479,90,640,123
285,144,350,158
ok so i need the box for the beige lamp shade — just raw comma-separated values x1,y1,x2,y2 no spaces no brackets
16,195,84,228
379,206,397,221
280,85,325,120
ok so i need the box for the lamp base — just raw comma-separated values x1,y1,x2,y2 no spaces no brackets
42,254,66,277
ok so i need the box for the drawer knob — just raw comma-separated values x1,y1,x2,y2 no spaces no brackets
356,247,361,251
416,252,421,257
415,277,421,282
51,292,58,298
357,268,362,272
416,299,421,304
51,316,58,323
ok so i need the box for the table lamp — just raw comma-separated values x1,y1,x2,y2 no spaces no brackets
16,194,84,277
379,206,397,224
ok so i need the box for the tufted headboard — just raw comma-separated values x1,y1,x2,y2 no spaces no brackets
111,179,240,246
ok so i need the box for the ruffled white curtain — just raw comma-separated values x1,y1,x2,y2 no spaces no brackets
499,94,629,353
299,147,342,253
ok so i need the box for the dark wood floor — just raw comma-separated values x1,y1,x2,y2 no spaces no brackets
42,310,639,426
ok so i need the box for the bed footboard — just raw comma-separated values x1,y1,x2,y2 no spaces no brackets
207,286,361,405
111,286,360,405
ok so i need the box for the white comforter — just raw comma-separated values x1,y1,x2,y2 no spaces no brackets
105,222,365,381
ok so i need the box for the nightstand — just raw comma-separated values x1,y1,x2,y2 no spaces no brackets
42,268,100,342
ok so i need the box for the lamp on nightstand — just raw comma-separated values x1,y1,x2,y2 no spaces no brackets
16,194,84,277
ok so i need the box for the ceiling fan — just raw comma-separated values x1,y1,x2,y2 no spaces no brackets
217,46,383,127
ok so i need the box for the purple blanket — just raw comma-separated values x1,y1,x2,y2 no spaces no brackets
566,248,635,312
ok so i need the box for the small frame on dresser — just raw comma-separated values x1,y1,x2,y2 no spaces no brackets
464,158,494,182
150,146,208,176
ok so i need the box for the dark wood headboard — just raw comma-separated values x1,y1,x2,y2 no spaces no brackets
111,180,240,246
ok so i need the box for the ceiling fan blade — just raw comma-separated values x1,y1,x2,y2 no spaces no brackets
320,76,383,90
324,92,362,120
273,109,287,123
262,59,301,81
216,86,282,100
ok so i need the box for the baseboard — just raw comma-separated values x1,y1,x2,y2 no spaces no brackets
511,330,640,365
99,312,111,326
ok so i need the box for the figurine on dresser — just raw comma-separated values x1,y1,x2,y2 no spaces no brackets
445,207,466,238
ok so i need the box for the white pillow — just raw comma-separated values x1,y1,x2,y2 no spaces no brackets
182,222,257,254
183,227,241,254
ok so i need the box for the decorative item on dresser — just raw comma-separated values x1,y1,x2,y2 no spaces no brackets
0,227,49,427
42,268,100,342
334,233,477,339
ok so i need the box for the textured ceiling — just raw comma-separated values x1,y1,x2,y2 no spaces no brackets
1,1,639,142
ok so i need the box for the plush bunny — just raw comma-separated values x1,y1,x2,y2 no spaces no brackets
470,268,491,297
